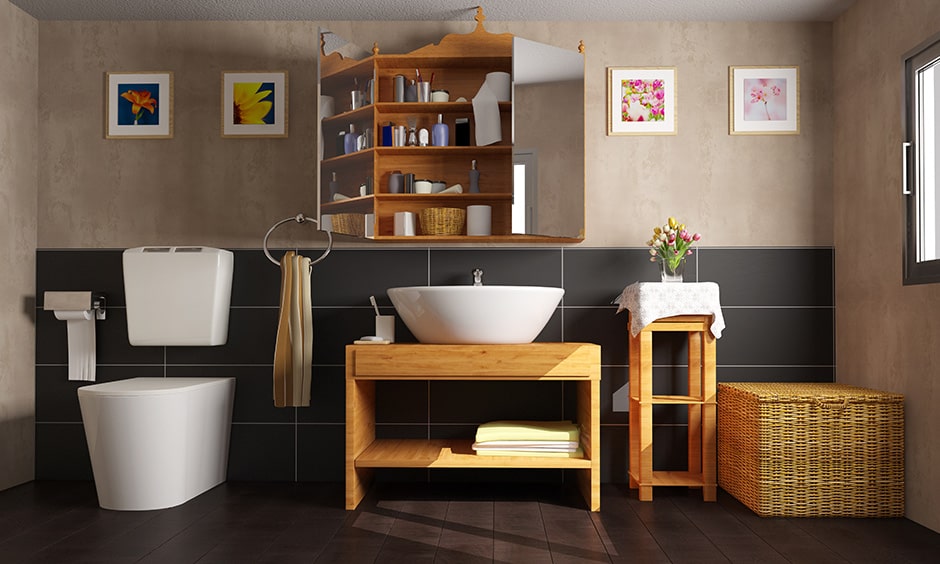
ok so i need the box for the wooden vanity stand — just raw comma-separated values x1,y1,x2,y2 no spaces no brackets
345,343,601,511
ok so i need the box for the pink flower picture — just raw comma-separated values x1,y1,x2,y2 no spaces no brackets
743,78,787,121
621,78,667,122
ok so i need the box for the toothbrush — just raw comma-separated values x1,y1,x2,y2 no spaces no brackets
415,68,422,83
370,295,380,316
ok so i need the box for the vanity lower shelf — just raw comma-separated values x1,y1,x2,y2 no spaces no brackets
356,439,593,469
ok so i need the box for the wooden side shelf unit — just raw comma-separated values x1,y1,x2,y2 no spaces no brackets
345,343,601,511
628,315,717,502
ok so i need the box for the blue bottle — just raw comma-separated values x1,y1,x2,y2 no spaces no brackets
431,114,449,147
344,124,358,154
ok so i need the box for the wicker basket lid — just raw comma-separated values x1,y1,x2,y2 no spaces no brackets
718,382,903,404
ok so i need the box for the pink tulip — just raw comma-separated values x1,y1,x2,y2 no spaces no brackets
693,233,702,241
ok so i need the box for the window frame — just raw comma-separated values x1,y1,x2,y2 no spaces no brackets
903,35,940,285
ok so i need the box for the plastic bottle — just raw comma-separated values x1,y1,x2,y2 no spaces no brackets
469,160,480,193
344,124,358,154
432,114,449,147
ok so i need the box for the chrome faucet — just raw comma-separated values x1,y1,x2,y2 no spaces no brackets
472,268,484,286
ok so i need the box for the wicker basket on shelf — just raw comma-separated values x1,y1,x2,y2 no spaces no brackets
331,213,366,237
419,207,465,236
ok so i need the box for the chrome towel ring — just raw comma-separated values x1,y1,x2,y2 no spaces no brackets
263,214,333,269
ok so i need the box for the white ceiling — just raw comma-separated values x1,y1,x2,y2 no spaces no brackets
9,0,855,22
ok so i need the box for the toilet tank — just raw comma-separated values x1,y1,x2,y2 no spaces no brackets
123,246,234,346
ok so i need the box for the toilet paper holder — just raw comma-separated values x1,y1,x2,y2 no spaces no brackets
43,291,107,320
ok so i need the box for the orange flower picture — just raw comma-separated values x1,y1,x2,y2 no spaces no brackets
106,72,173,139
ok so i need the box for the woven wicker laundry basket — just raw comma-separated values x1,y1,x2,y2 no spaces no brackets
717,382,904,517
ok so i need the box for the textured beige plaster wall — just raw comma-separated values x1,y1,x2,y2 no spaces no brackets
833,0,940,533
37,19,832,248
0,0,37,490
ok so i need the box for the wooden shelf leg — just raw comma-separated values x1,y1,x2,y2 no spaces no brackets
346,376,375,510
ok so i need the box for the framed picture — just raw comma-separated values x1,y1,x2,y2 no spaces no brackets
729,66,799,135
607,67,677,135
221,71,288,138
105,72,173,139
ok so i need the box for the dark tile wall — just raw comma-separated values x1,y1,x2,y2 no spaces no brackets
34,246,834,484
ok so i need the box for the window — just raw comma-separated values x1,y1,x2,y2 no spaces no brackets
904,36,940,284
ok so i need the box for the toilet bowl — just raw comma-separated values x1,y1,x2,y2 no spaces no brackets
78,377,235,511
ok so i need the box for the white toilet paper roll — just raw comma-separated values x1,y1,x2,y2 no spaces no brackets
54,310,96,381
394,211,416,236
467,205,492,236
319,95,335,118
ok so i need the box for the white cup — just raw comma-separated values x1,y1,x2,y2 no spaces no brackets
375,315,395,342
467,205,492,236
364,213,374,238
394,211,416,236
414,179,432,194
319,214,333,232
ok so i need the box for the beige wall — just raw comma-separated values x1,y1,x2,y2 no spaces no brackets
36,19,833,248
833,0,940,532
0,0,38,490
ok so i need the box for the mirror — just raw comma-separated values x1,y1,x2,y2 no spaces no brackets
512,37,585,239
317,27,585,241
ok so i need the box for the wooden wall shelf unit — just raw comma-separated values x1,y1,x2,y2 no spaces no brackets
345,343,602,511
628,315,717,502
319,8,517,240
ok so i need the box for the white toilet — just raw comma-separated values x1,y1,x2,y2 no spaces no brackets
77,246,236,511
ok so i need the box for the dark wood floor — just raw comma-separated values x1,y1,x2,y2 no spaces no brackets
0,480,938,563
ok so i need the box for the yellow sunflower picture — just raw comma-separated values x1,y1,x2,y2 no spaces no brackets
222,71,288,138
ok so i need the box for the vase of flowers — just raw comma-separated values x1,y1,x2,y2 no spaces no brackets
647,217,701,283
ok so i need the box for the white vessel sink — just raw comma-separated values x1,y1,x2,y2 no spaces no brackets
387,285,564,344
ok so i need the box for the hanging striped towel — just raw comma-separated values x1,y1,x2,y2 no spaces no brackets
273,252,314,407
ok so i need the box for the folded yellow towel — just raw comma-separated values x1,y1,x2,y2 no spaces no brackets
474,447,584,458
475,420,580,443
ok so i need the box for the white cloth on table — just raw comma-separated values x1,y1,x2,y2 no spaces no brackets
614,282,725,338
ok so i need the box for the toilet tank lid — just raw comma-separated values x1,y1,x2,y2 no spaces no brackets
123,246,232,255
77,377,235,397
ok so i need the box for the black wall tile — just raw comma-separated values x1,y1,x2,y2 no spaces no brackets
297,365,346,424
430,381,565,423
35,423,92,480
376,381,428,424
563,248,698,305
313,308,383,364
429,248,561,287
718,307,834,365
717,365,835,382
230,249,283,307
698,248,834,306
562,307,627,364
312,248,429,307
297,425,345,481
601,366,630,425
37,250,127,306
227,424,296,481
600,425,627,484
